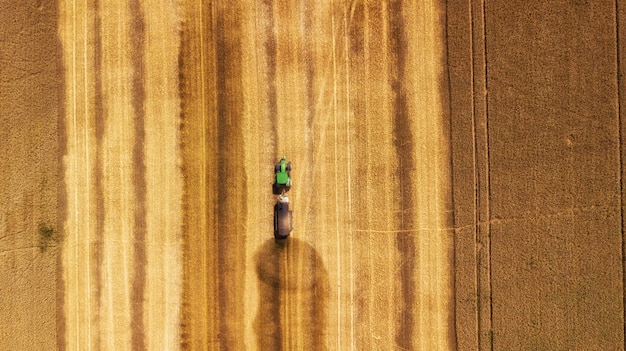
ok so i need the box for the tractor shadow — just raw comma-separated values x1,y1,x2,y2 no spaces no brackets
272,183,282,195
254,237,329,350
272,183,291,195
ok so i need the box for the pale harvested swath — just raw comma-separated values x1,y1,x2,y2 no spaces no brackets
141,1,183,350
349,2,402,348
59,1,100,348
98,3,134,349
59,1,182,349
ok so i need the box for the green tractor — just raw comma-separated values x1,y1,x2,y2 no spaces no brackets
273,156,292,194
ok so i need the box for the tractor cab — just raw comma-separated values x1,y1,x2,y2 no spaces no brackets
273,156,292,194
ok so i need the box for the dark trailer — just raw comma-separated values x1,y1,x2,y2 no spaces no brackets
274,195,293,239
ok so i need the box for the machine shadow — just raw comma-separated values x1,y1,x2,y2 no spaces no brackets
254,237,329,350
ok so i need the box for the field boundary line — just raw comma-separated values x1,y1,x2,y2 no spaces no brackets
615,0,625,347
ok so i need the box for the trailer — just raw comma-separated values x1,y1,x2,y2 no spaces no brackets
274,195,293,239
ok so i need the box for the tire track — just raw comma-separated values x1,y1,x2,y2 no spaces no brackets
469,0,492,349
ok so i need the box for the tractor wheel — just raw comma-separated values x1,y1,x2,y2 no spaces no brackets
275,163,280,172
286,162,292,171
